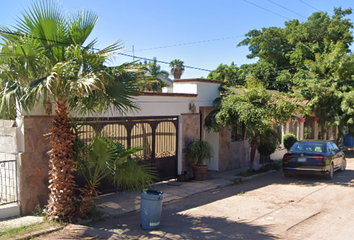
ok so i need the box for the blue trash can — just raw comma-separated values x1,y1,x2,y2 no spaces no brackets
140,190,164,230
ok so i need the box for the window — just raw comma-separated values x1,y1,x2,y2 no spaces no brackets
330,142,339,153
327,142,335,153
231,121,245,141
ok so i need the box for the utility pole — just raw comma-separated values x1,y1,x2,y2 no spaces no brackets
132,45,135,61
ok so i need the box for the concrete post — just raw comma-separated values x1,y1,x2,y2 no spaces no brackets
314,117,319,140
298,118,306,140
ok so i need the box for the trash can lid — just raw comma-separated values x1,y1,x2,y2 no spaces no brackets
143,189,163,195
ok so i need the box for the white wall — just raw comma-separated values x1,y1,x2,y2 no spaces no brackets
22,79,221,118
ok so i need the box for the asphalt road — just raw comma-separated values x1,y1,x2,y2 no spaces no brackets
37,154,354,240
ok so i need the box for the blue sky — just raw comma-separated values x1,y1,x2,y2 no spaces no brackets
1,0,353,79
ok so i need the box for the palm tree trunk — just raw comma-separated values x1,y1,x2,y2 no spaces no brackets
46,100,77,222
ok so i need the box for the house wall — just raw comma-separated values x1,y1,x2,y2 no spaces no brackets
219,127,251,171
19,117,51,215
180,114,201,177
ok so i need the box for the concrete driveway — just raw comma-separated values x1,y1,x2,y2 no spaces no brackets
37,154,354,239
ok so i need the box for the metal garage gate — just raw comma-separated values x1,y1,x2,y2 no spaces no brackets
76,116,178,192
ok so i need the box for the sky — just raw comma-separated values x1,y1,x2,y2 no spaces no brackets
1,0,354,79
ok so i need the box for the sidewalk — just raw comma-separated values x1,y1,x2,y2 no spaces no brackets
0,163,270,239
96,164,265,218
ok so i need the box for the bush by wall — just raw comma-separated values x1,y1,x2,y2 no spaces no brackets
283,133,297,151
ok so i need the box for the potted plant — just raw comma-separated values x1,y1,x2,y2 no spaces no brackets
186,140,214,181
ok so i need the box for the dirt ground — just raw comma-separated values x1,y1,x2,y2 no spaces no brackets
35,153,354,240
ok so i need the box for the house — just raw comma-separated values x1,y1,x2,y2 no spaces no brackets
0,78,340,218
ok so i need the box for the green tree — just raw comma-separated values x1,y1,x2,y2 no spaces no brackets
170,59,185,79
138,57,170,91
0,0,152,222
207,62,248,89
238,7,353,92
212,83,305,173
292,42,354,143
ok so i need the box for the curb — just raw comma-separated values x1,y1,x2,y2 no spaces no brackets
13,226,64,240
241,170,277,182
217,169,277,188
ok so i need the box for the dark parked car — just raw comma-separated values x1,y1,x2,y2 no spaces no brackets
282,140,346,180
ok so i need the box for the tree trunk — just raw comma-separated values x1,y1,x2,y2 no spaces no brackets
242,126,248,173
249,135,259,172
46,100,77,222
173,68,182,79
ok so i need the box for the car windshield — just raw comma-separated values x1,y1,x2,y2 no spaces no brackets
290,142,325,153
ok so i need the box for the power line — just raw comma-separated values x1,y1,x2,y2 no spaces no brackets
242,0,291,20
266,0,307,19
118,53,213,72
128,36,245,52
0,30,314,75
298,0,319,11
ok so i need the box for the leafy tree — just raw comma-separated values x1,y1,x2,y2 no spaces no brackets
207,62,247,87
0,0,153,222
170,59,185,79
292,42,354,143
213,82,305,173
238,7,353,92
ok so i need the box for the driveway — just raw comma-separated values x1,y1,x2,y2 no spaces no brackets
37,154,354,239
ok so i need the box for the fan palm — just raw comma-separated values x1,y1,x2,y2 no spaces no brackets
169,59,185,79
0,0,143,221
73,133,156,217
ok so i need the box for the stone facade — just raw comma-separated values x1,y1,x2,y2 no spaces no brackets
181,114,200,175
20,117,52,215
218,126,259,172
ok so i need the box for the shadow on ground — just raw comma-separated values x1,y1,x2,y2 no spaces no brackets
86,154,354,239
90,187,279,239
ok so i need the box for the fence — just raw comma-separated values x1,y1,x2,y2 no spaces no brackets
0,159,18,205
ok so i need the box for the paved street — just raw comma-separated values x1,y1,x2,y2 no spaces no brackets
36,153,354,239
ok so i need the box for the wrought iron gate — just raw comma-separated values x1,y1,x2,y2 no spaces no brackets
76,116,178,193
0,156,18,205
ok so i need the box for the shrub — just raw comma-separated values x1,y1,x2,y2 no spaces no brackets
186,140,214,166
258,128,279,156
283,133,298,151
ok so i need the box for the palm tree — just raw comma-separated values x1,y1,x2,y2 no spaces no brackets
0,0,146,222
135,58,170,91
170,59,185,79
73,133,156,218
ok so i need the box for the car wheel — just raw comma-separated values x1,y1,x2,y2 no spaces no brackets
325,162,334,180
339,158,347,172
284,171,291,178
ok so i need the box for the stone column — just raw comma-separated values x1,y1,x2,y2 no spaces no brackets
314,117,319,140
298,117,306,140
282,119,291,148
286,119,291,135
